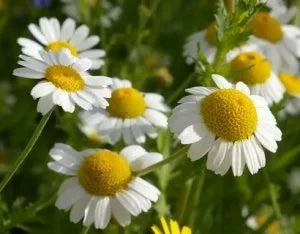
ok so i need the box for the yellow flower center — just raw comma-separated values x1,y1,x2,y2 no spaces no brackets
107,88,147,119
279,73,300,95
249,12,283,43
46,40,78,56
205,22,216,46
78,150,132,196
45,65,85,92
201,89,258,142
230,52,271,85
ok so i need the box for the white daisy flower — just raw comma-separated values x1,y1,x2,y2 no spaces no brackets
169,74,282,176
183,22,217,65
48,143,162,229
18,17,105,70
227,44,285,105
264,0,297,24
13,49,112,115
79,78,169,145
248,11,300,73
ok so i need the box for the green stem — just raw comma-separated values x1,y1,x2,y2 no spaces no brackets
264,169,288,234
80,226,90,234
167,73,196,105
0,108,54,193
135,146,188,177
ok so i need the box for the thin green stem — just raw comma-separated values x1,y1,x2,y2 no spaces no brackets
264,169,288,234
80,226,90,234
167,73,196,105
135,146,188,177
0,108,54,193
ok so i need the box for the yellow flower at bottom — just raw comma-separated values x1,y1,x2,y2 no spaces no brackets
151,217,192,234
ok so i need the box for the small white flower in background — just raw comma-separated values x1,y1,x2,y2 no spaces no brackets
169,74,281,176
13,49,112,115
61,0,121,28
183,22,217,65
226,44,285,105
18,17,105,70
79,78,169,145
48,143,162,229
279,72,300,117
263,0,297,24
288,168,300,194
248,11,300,74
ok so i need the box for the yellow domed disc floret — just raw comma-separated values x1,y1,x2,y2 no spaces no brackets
78,150,132,196
108,88,147,119
230,52,271,85
46,40,78,56
280,73,300,95
201,89,258,142
205,22,217,46
249,12,283,43
45,65,85,92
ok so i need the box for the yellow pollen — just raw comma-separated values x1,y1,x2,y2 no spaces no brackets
201,89,258,142
280,73,300,95
108,88,147,119
46,40,78,56
205,22,216,46
249,12,283,43
45,65,85,92
230,52,271,85
78,150,132,196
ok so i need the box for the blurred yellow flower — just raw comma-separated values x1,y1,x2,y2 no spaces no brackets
257,215,281,234
154,67,173,87
151,217,192,234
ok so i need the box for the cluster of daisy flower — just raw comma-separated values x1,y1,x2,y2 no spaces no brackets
8,0,300,232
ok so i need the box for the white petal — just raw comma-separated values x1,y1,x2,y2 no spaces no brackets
188,133,215,161
55,184,84,210
37,94,55,115
116,190,141,216
77,36,99,51
94,197,111,229
128,177,160,202
70,24,90,46
48,162,76,175
28,23,48,45
70,195,90,223
144,109,168,128
59,49,74,66
130,153,163,171
61,18,76,40
72,58,92,72
13,68,44,79
83,197,97,226
31,81,55,99
111,198,131,227
120,145,146,163
212,74,232,89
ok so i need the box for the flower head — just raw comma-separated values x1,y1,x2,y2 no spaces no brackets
48,144,162,229
18,17,105,70
13,49,112,115
169,75,281,176
183,22,217,65
227,44,285,105
279,73,300,97
152,217,192,234
248,12,300,73
79,78,169,145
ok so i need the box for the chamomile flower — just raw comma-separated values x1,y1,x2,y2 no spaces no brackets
151,217,192,234
79,78,169,145
227,44,285,105
183,22,217,64
48,144,162,229
18,17,105,70
279,72,300,116
264,0,296,24
248,12,300,73
13,49,112,115
169,74,281,176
